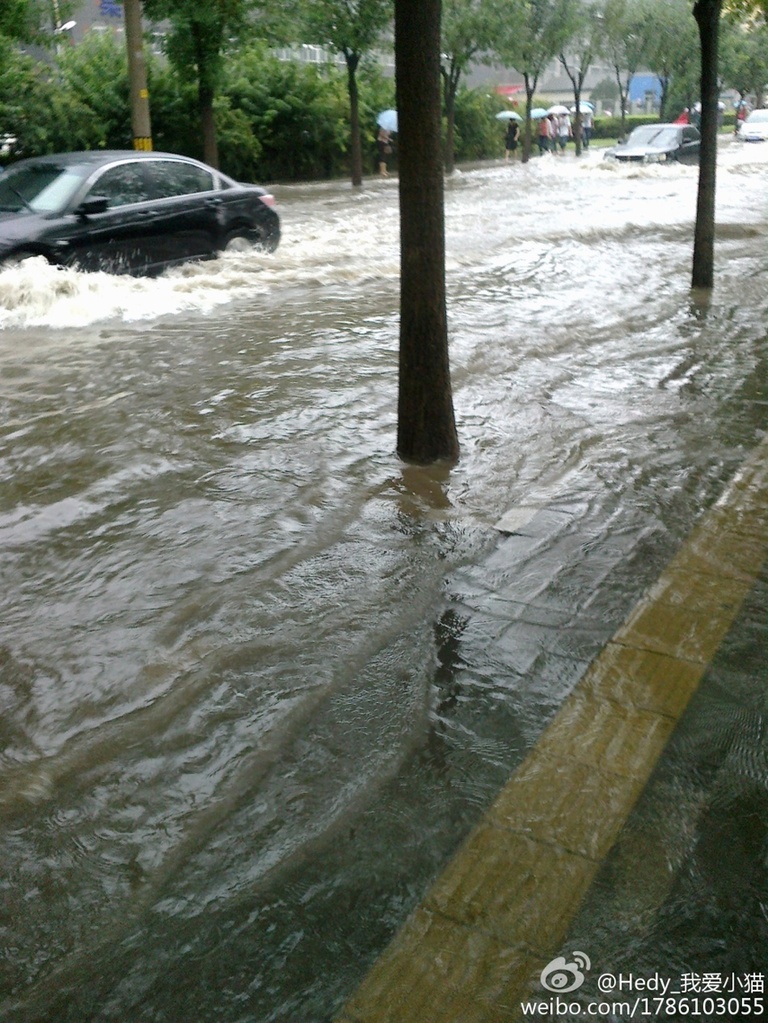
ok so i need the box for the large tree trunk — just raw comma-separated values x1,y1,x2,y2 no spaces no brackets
346,55,363,187
692,0,722,290
394,0,459,466
199,85,218,169
192,21,219,169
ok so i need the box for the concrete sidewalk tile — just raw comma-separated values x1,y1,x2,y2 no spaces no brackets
579,643,704,719
533,689,676,779
423,825,600,953
341,906,544,1023
487,752,646,860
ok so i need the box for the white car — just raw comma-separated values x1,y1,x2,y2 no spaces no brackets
737,108,768,142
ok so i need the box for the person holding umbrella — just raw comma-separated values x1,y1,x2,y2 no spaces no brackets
537,114,552,155
377,126,392,177
376,109,397,177
504,117,520,161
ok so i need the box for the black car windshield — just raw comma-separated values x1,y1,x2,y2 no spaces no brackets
0,163,84,213
627,126,680,148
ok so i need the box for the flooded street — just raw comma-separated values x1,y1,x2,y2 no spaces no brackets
1,138,766,1021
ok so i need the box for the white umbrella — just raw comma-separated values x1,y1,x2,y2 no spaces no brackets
496,110,523,121
547,104,571,115
570,101,594,113
376,109,398,133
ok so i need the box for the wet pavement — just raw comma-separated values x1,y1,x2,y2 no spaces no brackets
336,435,768,1023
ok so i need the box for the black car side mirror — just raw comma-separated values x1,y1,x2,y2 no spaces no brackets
75,196,109,217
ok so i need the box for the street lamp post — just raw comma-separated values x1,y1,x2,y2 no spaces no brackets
123,0,153,151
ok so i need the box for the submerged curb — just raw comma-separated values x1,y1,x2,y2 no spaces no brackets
336,436,768,1023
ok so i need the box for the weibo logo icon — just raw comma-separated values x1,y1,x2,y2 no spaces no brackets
540,951,591,993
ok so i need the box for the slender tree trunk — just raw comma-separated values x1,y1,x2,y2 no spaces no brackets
522,75,536,163
572,92,583,157
658,75,670,121
395,0,459,466
199,84,218,168
613,67,628,138
346,55,363,187
692,0,722,290
443,71,458,175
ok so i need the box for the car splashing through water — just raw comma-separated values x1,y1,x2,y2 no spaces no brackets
0,150,279,276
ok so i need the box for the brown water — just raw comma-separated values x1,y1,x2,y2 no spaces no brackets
1,140,766,1021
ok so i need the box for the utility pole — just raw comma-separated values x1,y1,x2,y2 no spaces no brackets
123,0,153,151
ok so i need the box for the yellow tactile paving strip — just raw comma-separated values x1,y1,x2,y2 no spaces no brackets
336,436,768,1023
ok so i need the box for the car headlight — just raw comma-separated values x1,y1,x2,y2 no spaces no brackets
644,152,663,163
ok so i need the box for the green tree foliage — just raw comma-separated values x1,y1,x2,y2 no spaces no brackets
598,0,656,136
223,43,365,181
440,0,498,173
724,0,768,18
142,0,292,168
454,87,509,160
57,32,133,148
645,0,699,120
493,0,581,161
0,0,70,42
720,13,768,105
301,0,393,186
0,39,101,158
559,0,604,154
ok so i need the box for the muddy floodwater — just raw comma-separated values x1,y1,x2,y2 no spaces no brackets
1,139,766,1022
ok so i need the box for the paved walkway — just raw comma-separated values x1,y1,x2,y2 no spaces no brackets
335,435,768,1023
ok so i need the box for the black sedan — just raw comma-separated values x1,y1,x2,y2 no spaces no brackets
603,124,701,165
0,150,280,275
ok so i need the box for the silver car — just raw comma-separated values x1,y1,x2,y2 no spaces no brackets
603,124,701,164
737,109,768,142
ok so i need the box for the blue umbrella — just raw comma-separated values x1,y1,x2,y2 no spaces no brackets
377,109,398,133
530,108,549,119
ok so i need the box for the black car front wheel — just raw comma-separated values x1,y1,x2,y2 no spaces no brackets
0,249,51,269
222,223,279,255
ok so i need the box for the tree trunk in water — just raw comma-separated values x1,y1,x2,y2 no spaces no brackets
347,57,363,187
395,0,459,466
522,76,535,164
692,0,722,290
